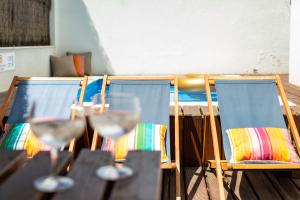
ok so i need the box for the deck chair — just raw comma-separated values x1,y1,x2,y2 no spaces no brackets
204,75,300,200
0,76,88,153
91,75,181,199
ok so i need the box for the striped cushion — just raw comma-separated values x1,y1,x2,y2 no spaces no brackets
226,127,299,163
0,123,50,157
72,55,85,76
102,123,168,162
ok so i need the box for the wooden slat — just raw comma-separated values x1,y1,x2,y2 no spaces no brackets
292,106,300,115
200,105,224,162
15,77,84,82
0,91,7,104
162,170,176,200
161,162,177,169
290,175,300,190
69,76,88,152
245,171,282,200
208,75,277,83
209,160,300,170
52,150,110,200
0,76,18,129
201,108,223,162
266,172,300,200
204,75,225,200
181,106,203,166
184,167,209,200
173,77,181,200
91,75,108,150
109,151,162,200
205,169,233,200
170,105,184,116
276,75,300,157
0,151,72,200
223,171,257,200
281,75,300,114
0,150,26,184
107,75,176,83
181,106,201,117
280,75,300,96
200,106,219,116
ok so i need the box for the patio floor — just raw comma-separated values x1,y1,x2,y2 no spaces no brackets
178,166,300,200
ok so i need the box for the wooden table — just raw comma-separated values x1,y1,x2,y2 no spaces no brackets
0,150,162,200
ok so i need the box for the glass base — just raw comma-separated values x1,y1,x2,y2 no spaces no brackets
34,176,74,192
96,165,133,180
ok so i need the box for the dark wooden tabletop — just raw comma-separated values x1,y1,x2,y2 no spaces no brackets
0,150,26,184
0,150,162,200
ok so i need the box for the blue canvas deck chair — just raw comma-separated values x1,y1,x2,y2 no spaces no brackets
91,75,181,199
204,75,300,200
0,76,88,153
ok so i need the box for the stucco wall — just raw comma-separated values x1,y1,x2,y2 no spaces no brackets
290,0,300,86
0,47,55,92
0,0,291,92
55,0,290,75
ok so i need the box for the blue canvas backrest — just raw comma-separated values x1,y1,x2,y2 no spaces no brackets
215,80,287,161
7,80,81,124
109,80,171,162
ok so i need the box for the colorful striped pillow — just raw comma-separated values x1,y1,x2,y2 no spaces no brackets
72,55,85,76
226,128,299,163
102,123,168,162
0,123,50,157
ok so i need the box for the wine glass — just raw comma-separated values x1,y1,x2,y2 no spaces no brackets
28,101,85,192
89,93,141,180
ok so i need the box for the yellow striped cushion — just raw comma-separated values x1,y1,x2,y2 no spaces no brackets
227,127,299,163
0,123,50,157
102,123,168,162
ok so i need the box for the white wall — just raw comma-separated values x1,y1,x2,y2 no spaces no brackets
55,0,113,74
289,0,300,86
0,47,55,92
58,0,289,75
0,0,291,92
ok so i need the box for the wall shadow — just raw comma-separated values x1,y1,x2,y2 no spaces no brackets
57,0,114,75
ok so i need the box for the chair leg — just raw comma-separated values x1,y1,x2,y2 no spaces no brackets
202,115,208,165
91,129,98,150
175,167,181,200
204,75,225,200
68,139,75,152
83,127,90,148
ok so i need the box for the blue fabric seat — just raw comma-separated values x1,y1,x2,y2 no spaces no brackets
7,80,81,124
215,80,287,162
109,80,172,163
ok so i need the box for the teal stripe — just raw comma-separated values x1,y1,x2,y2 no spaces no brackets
13,124,26,149
144,124,153,150
0,124,25,150
152,124,155,150
3,124,21,149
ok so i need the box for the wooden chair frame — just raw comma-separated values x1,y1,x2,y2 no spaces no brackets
0,76,89,153
90,75,181,199
204,74,300,200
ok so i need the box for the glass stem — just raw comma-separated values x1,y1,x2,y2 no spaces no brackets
50,148,58,176
111,139,117,166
